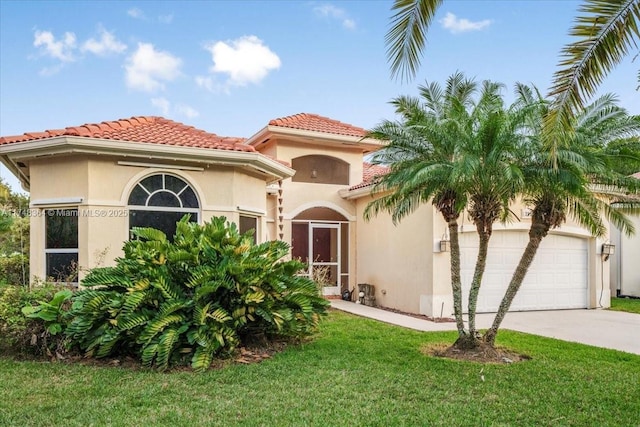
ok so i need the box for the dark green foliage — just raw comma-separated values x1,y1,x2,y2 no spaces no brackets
0,283,66,355
0,253,28,287
0,179,29,285
66,216,329,371
22,289,72,335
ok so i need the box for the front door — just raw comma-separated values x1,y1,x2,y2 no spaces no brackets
310,224,341,296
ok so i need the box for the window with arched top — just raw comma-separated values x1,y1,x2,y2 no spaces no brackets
291,155,350,185
128,173,199,240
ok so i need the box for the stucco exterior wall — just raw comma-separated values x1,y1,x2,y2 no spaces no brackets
269,140,362,292
354,196,435,315
30,156,89,282
611,213,640,297
351,194,610,316
28,155,270,282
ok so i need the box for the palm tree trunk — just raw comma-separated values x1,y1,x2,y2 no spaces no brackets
448,219,467,338
468,228,490,337
483,223,548,346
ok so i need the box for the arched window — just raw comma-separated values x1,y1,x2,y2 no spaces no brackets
128,173,199,239
291,155,350,185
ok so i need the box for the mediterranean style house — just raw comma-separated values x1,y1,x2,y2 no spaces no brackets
0,113,632,317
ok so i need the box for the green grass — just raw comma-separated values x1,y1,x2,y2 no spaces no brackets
1,309,639,427
610,297,640,314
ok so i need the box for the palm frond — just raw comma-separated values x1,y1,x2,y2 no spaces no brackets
545,0,640,150
386,0,444,81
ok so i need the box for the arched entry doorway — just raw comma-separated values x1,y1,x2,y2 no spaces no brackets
291,207,349,296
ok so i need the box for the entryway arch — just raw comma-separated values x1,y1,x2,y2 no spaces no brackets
292,207,349,296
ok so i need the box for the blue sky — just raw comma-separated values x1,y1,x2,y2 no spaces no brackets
1,0,638,193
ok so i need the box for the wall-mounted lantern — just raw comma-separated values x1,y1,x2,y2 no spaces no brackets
440,239,451,252
602,243,615,261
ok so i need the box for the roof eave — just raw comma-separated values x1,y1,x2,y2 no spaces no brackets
0,136,295,185
340,185,376,200
245,125,383,152
0,154,30,191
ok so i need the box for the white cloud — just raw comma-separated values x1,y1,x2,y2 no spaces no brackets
313,4,356,30
127,8,145,19
38,64,65,76
439,12,492,34
151,98,199,119
204,36,280,88
82,28,127,56
175,104,199,118
127,8,173,24
33,30,77,62
195,75,217,92
125,43,182,92
151,97,171,115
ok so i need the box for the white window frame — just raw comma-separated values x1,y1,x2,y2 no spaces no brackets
44,208,79,283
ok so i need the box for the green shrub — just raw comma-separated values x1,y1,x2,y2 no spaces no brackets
0,283,65,355
66,216,329,371
0,253,29,287
22,289,73,336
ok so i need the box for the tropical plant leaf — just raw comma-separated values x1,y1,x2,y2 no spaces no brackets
386,0,444,82
545,0,640,154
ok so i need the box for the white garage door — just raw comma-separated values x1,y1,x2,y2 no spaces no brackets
460,231,588,312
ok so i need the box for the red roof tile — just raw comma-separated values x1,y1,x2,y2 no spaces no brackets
269,113,366,138
0,116,254,152
349,162,389,190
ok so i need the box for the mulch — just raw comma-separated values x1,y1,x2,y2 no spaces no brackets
424,341,531,364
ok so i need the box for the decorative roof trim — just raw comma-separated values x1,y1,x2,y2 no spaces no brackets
244,125,382,151
0,136,294,190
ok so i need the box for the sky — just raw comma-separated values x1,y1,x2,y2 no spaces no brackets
1,0,638,194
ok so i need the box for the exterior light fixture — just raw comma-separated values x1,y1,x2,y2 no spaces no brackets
602,243,615,255
602,243,615,261
311,169,318,179
440,239,451,252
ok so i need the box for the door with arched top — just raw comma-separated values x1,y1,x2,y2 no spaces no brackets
291,207,349,296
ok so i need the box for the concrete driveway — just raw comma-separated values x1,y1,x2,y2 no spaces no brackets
475,309,640,355
331,300,640,355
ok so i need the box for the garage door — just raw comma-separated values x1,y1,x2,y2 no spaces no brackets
460,231,588,312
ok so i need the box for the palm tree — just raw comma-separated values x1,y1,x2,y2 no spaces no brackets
364,73,526,348
483,87,640,345
387,0,639,135
364,72,476,342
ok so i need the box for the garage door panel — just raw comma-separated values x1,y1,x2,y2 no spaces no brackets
460,232,588,312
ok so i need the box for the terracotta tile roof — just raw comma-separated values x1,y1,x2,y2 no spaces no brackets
0,116,254,152
269,113,366,138
349,162,390,190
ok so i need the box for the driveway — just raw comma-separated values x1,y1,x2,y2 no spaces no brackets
330,300,640,355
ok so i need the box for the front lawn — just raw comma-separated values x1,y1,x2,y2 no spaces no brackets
1,310,639,426
610,297,640,314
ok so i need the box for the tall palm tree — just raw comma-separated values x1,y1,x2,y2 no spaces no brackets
483,87,640,345
387,0,639,137
364,73,526,348
364,72,477,341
